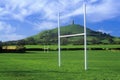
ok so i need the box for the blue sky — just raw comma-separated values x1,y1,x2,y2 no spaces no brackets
0,0,120,41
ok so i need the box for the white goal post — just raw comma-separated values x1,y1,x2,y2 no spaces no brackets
57,2,87,70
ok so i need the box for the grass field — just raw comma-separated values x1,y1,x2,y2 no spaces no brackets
0,50,120,80
25,44,120,49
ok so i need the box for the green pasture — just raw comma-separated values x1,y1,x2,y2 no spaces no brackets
0,50,120,80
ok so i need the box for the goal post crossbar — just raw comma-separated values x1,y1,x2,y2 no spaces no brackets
60,33,85,38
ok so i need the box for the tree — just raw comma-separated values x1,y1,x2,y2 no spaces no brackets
61,38,68,45
0,41,2,53
0,41,2,46
26,37,36,45
114,38,120,44
108,38,114,44
17,40,26,46
91,38,100,44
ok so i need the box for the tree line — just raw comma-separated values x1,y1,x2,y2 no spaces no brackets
1,36,120,46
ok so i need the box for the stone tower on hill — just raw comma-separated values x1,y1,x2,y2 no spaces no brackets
71,20,75,25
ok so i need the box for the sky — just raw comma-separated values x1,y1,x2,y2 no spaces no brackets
0,0,120,41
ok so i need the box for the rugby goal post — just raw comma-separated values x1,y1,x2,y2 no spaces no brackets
57,2,87,70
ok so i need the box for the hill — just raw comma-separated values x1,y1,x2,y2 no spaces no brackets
24,24,120,45
2,24,120,45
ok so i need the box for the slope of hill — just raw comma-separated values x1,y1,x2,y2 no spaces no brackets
24,24,119,45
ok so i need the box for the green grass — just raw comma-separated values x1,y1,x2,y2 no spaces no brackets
25,44,120,49
0,50,120,80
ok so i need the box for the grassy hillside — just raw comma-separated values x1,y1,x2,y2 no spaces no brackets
34,24,92,38
25,24,119,45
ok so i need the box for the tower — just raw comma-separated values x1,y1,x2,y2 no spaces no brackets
72,20,74,25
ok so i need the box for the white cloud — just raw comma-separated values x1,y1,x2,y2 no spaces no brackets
0,0,48,21
59,0,120,22
0,21,26,41
86,0,120,22
0,34,26,42
0,0,120,21
89,0,98,3
34,21,57,31
1,0,120,22
0,21,16,33
97,29,112,34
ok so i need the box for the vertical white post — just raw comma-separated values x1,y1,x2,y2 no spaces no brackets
83,2,87,70
58,12,61,67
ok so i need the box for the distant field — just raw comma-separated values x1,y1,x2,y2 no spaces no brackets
0,50,120,80
25,44,120,49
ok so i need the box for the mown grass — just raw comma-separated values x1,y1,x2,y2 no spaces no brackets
0,50,120,80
